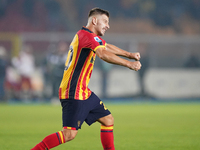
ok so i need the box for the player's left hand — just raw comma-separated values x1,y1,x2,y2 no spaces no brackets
129,52,141,61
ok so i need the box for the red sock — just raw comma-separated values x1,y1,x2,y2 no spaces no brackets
31,131,65,150
100,125,115,150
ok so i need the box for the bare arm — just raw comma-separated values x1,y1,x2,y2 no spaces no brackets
106,44,140,61
96,47,141,71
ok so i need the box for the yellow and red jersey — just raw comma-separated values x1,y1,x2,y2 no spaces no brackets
59,27,106,100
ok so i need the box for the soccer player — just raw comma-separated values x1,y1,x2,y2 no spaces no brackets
31,8,141,150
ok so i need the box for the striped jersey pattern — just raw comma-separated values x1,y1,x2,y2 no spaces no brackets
59,27,106,100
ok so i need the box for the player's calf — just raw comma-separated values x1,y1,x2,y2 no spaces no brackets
101,125,115,150
31,131,66,150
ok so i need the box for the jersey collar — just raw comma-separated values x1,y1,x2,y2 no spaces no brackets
82,26,93,33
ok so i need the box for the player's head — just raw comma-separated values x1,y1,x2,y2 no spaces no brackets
87,8,110,36
88,8,109,18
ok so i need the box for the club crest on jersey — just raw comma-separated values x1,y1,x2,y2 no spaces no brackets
94,37,102,42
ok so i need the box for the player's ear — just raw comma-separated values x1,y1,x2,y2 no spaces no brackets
92,17,97,25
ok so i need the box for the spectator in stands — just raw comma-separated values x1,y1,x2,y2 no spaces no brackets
44,41,68,101
4,62,21,101
0,46,7,101
99,59,112,98
43,44,56,100
137,43,150,97
12,44,36,100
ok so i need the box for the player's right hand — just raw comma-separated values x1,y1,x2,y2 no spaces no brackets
128,61,142,71
129,52,141,61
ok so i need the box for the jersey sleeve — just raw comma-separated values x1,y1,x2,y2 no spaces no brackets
87,34,106,52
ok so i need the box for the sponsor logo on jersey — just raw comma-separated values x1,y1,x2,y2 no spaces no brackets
94,37,102,43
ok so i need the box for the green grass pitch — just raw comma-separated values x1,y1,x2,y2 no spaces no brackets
0,102,200,150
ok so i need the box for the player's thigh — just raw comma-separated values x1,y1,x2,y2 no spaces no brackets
85,93,111,126
61,99,86,130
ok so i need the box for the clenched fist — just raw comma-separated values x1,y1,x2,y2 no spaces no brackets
129,52,141,61
128,61,142,71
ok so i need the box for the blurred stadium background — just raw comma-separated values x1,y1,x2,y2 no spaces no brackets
0,0,200,103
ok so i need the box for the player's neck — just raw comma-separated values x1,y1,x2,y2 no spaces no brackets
85,25,98,35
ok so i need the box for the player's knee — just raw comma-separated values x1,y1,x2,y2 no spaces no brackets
64,132,76,142
109,115,114,125
67,133,76,141
62,129,78,142
104,114,114,126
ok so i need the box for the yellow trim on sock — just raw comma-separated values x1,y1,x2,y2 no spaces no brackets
101,125,114,130
58,131,64,144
